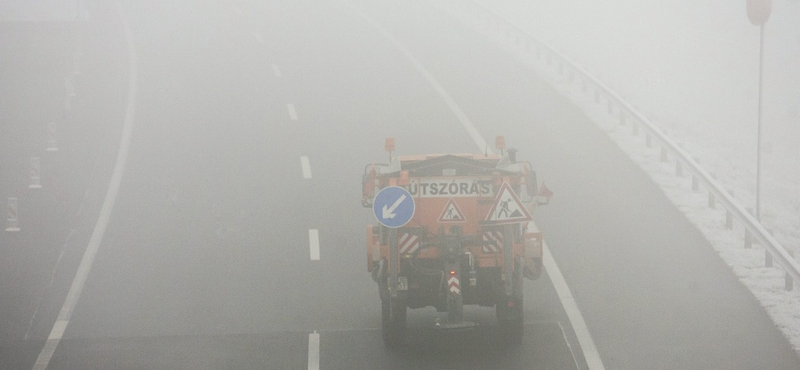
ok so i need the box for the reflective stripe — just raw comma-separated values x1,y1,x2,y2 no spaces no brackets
398,232,419,254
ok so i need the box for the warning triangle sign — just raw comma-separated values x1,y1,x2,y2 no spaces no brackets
438,198,466,223
485,182,532,224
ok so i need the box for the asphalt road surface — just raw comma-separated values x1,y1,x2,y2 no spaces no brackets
2,0,799,369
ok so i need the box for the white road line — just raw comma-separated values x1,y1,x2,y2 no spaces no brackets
272,63,282,77
308,330,320,370
545,242,605,370
49,320,69,340
309,229,320,261
253,31,264,44
287,103,298,121
301,156,312,179
32,4,138,369
343,1,490,154
24,246,67,340
558,321,583,370
346,4,605,369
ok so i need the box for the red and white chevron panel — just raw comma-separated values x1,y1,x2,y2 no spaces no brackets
448,275,460,295
398,232,420,254
482,231,503,253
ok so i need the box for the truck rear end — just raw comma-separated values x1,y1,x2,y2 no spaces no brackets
363,138,549,347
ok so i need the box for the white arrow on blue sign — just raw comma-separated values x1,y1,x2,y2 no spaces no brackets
373,186,415,228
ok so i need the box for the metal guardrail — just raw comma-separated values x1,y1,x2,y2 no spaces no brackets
436,0,800,290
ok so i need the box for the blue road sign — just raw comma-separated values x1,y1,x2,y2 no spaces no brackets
373,186,415,228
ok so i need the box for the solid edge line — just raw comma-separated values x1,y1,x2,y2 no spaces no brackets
32,2,138,369
309,229,320,261
544,242,605,370
308,331,320,370
301,156,312,179
344,3,604,369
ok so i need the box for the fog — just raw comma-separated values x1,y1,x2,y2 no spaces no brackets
2,0,800,369
492,0,800,154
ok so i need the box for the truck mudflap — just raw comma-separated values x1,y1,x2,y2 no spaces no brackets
434,262,478,331
522,231,543,280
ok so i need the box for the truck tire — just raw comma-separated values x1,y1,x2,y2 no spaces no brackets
381,298,407,348
496,295,523,344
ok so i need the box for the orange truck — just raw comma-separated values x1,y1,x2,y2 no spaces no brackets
363,137,550,347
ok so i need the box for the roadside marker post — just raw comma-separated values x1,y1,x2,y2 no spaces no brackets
6,197,20,232
72,51,83,77
65,76,76,98
47,122,58,152
29,157,42,189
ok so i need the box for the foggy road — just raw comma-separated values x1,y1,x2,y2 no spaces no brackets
2,0,800,369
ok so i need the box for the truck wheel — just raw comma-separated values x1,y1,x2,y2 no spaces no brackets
496,296,523,344
381,298,407,348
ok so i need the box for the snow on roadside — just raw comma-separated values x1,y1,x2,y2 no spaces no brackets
435,0,800,355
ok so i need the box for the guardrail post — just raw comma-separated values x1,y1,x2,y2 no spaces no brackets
725,190,734,229
660,147,668,162
708,174,717,209
725,210,733,230
745,207,754,248
765,229,773,267
786,250,794,291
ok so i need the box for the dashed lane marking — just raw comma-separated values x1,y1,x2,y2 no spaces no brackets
301,156,312,179
309,229,320,261
308,331,320,370
287,103,298,121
